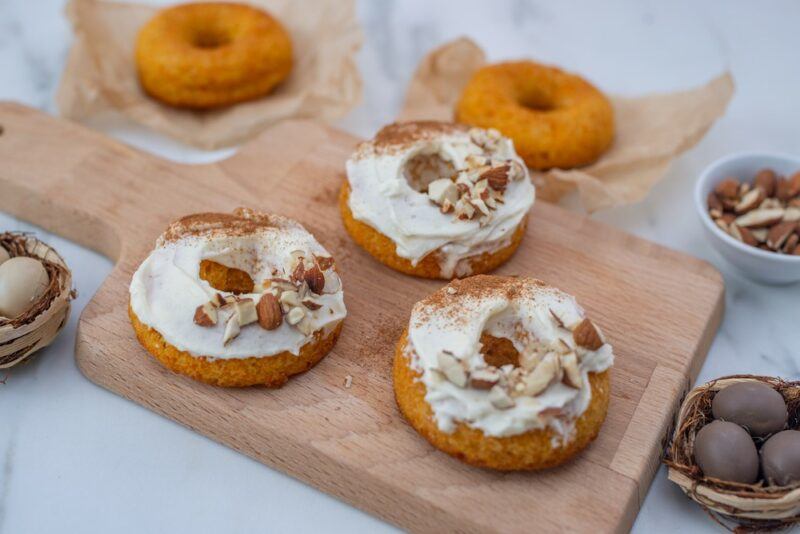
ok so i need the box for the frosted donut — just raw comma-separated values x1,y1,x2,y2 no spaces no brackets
393,275,614,470
128,208,346,387
456,61,615,170
341,121,535,279
135,2,293,109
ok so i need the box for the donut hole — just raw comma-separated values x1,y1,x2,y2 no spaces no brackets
403,152,455,192
518,90,557,113
190,26,233,49
199,260,254,294
479,333,520,368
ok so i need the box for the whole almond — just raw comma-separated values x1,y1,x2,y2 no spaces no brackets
767,221,798,250
572,318,604,351
755,169,777,197
303,265,325,294
256,293,282,330
714,178,740,199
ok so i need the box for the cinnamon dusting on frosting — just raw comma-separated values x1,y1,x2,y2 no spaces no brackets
161,208,282,243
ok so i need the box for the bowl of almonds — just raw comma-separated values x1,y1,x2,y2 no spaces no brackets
695,152,800,284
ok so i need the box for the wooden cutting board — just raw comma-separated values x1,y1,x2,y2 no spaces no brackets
0,102,724,533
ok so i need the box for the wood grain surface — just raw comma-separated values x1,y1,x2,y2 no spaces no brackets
0,102,724,533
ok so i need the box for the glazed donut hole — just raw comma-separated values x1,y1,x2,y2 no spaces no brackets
403,150,456,192
199,259,255,295
479,332,521,368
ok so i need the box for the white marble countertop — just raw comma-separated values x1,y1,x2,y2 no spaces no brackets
1,1,798,532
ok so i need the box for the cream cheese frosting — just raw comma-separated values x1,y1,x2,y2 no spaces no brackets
129,209,346,360
346,122,536,277
405,276,614,440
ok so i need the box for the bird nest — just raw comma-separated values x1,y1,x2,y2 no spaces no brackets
0,232,74,369
664,375,800,531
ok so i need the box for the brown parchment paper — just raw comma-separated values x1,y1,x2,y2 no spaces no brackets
56,0,363,150
399,38,735,211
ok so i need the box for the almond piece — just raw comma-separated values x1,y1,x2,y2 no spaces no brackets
755,169,777,197
561,352,582,389
286,306,305,326
234,298,257,326
427,178,459,206
322,270,341,294
314,255,335,271
767,221,797,250
734,188,764,214
256,293,282,330
480,165,511,191
279,289,301,310
738,226,759,247
750,228,769,243
519,353,560,396
291,260,305,285
454,198,476,220
223,314,240,345
488,385,515,409
783,207,800,222
469,368,501,390
193,302,218,327
735,208,785,228
303,265,325,294
302,299,322,311
794,244,800,256
714,177,740,199
437,351,467,387
782,233,799,254
707,192,723,212
572,318,604,351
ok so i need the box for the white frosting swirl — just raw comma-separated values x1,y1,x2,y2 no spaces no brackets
129,209,346,359
406,276,614,439
346,122,535,277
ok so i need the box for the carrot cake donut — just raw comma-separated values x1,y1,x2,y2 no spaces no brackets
135,2,293,109
456,61,614,169
341,121,535,279
128,208,346,387
394,275,614,470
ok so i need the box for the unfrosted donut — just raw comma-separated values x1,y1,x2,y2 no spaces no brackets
456,61,614,170
135,2,292,109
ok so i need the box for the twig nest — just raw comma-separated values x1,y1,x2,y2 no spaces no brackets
0,233,74,369
665,375,800,530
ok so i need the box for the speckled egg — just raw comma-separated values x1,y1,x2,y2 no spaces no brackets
712,382,787,437
694,420,759,484
0,247,9,266
0,256,49,318
761,430,800,486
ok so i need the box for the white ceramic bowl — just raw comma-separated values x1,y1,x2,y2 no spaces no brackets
695,152,800,285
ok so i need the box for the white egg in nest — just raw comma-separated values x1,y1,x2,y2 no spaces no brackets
0,256,50,319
